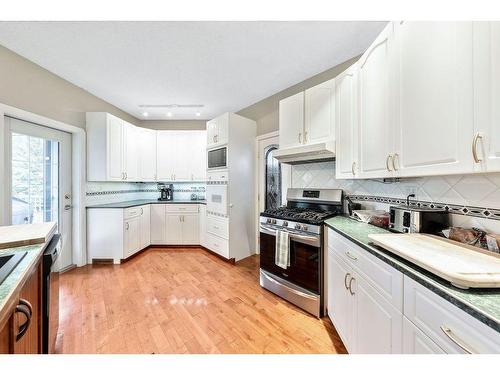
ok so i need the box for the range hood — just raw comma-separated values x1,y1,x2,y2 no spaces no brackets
273,141,335,165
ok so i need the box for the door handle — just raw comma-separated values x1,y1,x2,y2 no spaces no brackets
386,154,394,172
125,222,129,230
392,153,399,171
298,132,302,144
345,251,358,261
344,273,351,290
351,162,356,176
472,132,483,164
348,277,355,295
15,299,33,342
440,326,476,354
64,205,72,211
304,131,308,143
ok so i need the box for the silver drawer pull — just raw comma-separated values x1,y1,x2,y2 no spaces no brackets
345,251,358,261
440,326,476,354
344,273,351,290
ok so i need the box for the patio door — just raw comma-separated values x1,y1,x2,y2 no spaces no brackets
6,116,73,271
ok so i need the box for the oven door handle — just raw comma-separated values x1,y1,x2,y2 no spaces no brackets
259,224,320,247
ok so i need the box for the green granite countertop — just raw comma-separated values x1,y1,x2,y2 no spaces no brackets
0,242,47,324
324,216,500,332
86,199,206,209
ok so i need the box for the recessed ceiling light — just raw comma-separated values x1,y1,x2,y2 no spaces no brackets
142,111,148,117
166,112,173,117
195,112,201,117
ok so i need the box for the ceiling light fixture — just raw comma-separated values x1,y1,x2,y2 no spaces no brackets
195,112,201,117
142,112,149,117
166,112,173,117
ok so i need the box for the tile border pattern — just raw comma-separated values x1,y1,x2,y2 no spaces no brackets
349,194,500,221
86,188,205,196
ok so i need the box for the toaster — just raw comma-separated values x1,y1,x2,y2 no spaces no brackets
389,206,449,234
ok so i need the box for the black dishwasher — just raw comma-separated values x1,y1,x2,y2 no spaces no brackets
42,234,60,354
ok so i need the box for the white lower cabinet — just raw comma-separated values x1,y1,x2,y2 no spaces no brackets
124,216,141,258
151,204,201,245
327,227,500,354
199,204,207,247
403,317,445,354
139,205,150,249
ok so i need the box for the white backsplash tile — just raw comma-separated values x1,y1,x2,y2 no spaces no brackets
291,161,500,232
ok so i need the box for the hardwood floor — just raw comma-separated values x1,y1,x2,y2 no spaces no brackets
56,248,347,354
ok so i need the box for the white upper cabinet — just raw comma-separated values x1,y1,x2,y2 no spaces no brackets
186,130,207,181
156,130,179,181
473,22,500,172
335,64,359,179
305,79,335,145
123,123,139,181
107,115,124,181
358,22,396,179
138,128,157,181
207,113,229,148
279,91,305,148
394,21,474,177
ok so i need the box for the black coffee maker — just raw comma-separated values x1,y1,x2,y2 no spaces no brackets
158,183,173,201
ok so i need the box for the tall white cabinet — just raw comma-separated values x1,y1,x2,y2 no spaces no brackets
394,21,474,177
358,22,396,179
473,21,500,173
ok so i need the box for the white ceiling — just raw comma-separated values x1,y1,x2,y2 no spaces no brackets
0,21,386,120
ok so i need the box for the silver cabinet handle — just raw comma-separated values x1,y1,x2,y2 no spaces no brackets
351,162,357,176
304,131,308,143
386,154,394,172
472,132,483,164
64,205,72,211
298,132,302,144
348,277,355,295
344,273,351,290
440,326,476,354
125,222,129,230
345,251,358,261
392,153,399,171
140,208,144,215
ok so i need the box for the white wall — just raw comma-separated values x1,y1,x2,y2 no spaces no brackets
291,161,500,234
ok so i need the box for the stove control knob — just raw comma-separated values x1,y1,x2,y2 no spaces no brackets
272,219,277,224
267,218,272,224
282,221,288,227
302,225,308,231
295,223,302,230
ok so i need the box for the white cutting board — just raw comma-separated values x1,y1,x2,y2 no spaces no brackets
0,222,57,250
368,233,500,289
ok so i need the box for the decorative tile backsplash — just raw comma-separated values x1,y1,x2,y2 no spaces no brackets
291,161,500,233
86,181,206,206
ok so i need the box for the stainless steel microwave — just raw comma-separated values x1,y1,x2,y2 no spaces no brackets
207,147,227,169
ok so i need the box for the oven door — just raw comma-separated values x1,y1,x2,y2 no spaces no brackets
206,184,228,216
259,223,320,293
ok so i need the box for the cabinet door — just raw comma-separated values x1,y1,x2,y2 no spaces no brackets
216,113,229,146
172,132,191,181
182,214,200,245
207,119,217,147
165,215,183,244
140,205,150,249
358,23,395,178
335,65,359,179
279,92,305,149
124,217,141,258
156,131,177,181
13,264,41,354
107,115,124,181
150,204,166,244
395,21,474,177
327,252,353,352
473,22,500,172
403,317,445,354
123,123,139,181
351,272,403,354
139,128,157,181
305,79,335,145
185,131,207,181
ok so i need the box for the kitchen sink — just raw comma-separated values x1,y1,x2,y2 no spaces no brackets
0,252,27,285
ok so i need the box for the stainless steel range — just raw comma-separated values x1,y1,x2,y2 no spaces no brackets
259,188,343,317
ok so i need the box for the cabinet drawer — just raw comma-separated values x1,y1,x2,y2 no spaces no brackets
404,276,500,354
205,233,229,259
327,228,403,311
207,170,229,182
206,215,229,239
165,204,199,213
124,206,142,219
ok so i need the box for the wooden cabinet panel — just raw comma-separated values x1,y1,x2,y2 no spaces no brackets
150,204,166,245
403,317,445,354
165,215,183,245
279,92,305,149
181,214,199,245
395,21,474,177
124,217,141,258
13,264,41,354
138,128,157,181
0,317,13,353
107,115,124,181
139,205,151,249
124,123,139,180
